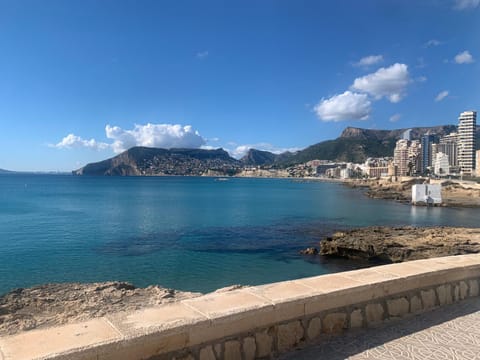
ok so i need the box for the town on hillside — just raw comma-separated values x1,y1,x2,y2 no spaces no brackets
287,111,478,181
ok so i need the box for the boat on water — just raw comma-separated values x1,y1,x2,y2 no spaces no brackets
214,177,229,181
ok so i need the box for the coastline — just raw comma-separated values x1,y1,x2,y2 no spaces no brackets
3,225,480,337
341,177,480,207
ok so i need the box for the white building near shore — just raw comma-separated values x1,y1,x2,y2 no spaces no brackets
434,152,450,176
412,184,442,205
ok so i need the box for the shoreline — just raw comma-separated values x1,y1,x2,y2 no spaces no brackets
341,177,480,208
3,225,480,337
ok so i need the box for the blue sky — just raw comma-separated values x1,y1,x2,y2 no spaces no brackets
0,0,479,171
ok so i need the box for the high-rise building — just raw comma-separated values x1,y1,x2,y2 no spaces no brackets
402,129,412,141
393,139,421,177
476,150,480,177
409,140,422,175
458,111,477,175
434,152,450,176
438,132,458,169
421,133,435,174
394,139,409,176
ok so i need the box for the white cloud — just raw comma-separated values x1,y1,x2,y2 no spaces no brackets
389,113,402,123
453,0,480,10
314,91,372,122
435,90,449,102
105,123,206,153
351,63,410,103
229,143,301,159
354,55,384,67
416,76,428,82
454,50,474,64
196,51,209,59
49,134,109,150
424,39,442,47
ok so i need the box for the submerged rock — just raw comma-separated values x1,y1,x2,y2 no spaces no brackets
299,247,319,255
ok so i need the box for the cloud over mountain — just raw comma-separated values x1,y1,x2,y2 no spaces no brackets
105,123,207,154
314,91,372,122
351,63,410,103
229,143,301,158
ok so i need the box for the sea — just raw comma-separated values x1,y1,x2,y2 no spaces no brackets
1,174,480,296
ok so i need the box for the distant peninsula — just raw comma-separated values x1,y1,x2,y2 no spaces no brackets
73,124,480,176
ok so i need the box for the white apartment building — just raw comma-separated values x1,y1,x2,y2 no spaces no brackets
458,111,477,175
434,152,450,176
476,150,480,177
394,139,409,176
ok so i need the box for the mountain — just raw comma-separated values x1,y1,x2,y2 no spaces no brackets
74,125,480,175
246,125,477,166
240,149,295,166
73,147,241,176
0,168,14,174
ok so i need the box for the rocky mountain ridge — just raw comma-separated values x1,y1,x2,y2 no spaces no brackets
73,125,480,175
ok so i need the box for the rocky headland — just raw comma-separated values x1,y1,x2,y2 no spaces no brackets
318,226,480,263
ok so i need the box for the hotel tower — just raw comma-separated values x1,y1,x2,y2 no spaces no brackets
458,111,477,175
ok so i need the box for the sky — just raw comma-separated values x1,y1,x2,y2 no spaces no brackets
0,0,479,171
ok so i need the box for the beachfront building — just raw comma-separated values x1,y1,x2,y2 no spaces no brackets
362,158,390,178
394,139,421,177
412,184,442,205
434,152,450,176
458,111,477,175
476,150,480,177
394,139,409,176
438,132,459,172
421,133,435,174
409,140,422,176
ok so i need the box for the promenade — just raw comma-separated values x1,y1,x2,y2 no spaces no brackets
281,296,480,360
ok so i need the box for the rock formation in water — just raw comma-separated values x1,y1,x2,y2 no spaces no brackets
318,226,480,263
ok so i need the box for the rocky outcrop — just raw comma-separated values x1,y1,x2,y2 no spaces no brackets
299,247,319,255
0,281,200,336
319,226,480,263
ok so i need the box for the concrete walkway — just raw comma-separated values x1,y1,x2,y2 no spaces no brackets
280,297,480,360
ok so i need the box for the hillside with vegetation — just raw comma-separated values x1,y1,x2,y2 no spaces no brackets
73,125,480,175
73,147,241,176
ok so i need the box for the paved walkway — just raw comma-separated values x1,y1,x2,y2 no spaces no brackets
280,297,480,360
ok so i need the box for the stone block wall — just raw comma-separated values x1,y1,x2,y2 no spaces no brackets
160,278,480,360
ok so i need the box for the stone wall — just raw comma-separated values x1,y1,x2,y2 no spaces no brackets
1,254,479,360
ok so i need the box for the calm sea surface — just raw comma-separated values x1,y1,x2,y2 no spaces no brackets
1,174,480,295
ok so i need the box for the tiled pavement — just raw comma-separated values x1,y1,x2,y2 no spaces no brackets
280,297,480,360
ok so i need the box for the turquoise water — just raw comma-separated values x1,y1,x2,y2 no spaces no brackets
1,175,480,295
